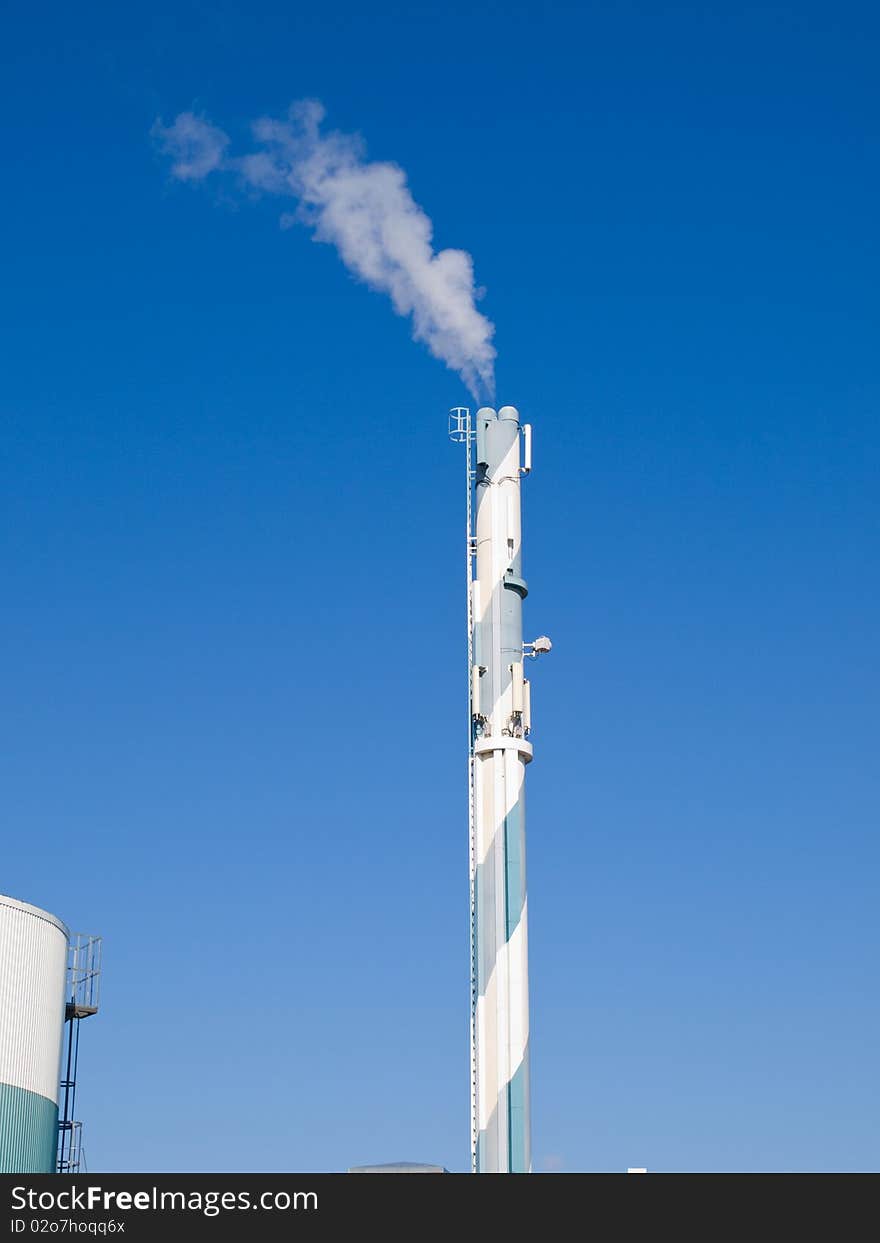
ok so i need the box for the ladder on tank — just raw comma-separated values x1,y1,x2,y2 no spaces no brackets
57,934,102,1174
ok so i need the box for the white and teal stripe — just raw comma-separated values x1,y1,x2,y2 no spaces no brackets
0,895,68,1173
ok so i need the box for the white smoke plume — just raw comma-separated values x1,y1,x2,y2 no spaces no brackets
152,101,496,400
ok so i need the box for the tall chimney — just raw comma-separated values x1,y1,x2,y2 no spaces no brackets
452,404,546,1173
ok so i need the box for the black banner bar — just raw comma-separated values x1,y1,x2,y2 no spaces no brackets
1,1173,874,1240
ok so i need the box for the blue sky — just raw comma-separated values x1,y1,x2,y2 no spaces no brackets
2,0,878,1171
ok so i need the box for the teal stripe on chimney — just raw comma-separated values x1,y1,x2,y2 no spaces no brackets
507,1052,529,1174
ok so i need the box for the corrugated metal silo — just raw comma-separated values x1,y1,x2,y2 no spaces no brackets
0,894,68,1173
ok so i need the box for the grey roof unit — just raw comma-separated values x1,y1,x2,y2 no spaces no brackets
347,1162,448,1174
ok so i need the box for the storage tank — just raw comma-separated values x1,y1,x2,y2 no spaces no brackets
0,895,68,1173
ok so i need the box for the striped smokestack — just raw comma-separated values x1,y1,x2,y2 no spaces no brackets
469,405,534,1173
